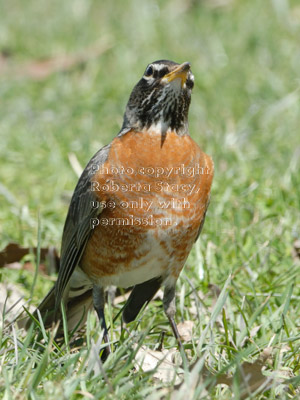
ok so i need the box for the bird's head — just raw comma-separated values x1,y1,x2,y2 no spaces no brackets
122,60,194,136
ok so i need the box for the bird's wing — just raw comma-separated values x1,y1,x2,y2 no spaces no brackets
195,196,210,241
195,153,214,241
54,144,111,310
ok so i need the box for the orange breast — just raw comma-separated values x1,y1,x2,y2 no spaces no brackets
80,129,214,287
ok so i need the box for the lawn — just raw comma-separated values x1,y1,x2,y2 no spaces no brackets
1,0,300,398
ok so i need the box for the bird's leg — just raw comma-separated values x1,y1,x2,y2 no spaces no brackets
163,285,184,353
92,285,111,361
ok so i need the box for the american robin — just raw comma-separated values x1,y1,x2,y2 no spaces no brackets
26,60,214,359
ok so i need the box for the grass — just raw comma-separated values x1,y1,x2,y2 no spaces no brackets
1,0,300,398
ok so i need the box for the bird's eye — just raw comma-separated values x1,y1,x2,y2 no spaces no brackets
145,65,154,77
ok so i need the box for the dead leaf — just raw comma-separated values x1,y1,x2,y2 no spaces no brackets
208,283,221,298
0,243,59,274
113,291,131,305
249,324,261,338
5,261,53,276
173,347,274,399
292,239,300,261
0,283,34,323
134,346,183,385
0,50,11,73
113,287,163,306
177,320,195,342
216,347,273,399
153,289,164,301
187,301,198,316
171,358,211,400
203,0,234,9
0,37,112,80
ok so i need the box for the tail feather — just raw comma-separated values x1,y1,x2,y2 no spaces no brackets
123,277,162,323
33,286,57,329
18,269,94,336
18,269,162,334
19,286,93,335
15,286,57,330
63,288,93,333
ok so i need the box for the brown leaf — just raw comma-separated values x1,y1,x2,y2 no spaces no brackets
1,37,112,80
173,348,273,399
292,239,300,261
203,0,235,9
0,50,11,73
134,346,183,385
216,347,273,399
177,320,195,342
171,359,211,399
113,291,131,305
0,242,59,274
113,287,163,306
0,283,35,323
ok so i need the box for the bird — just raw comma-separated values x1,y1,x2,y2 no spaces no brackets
24,60,214,359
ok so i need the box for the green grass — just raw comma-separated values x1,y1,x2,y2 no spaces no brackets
1,0,300,398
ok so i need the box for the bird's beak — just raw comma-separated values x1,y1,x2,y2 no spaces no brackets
163,62,191,87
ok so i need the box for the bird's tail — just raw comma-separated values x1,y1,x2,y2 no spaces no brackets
17,268,94,336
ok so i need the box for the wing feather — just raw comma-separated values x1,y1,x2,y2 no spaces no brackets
54,144,111,310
